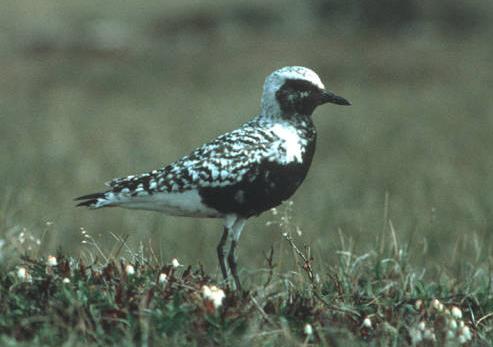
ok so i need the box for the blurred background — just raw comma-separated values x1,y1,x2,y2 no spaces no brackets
1,0,492,276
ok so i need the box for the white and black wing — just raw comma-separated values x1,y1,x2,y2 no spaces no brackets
76,118,315,217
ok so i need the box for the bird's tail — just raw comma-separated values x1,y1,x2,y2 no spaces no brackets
75,191,114,208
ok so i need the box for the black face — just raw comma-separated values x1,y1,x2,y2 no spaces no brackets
275,79,350,116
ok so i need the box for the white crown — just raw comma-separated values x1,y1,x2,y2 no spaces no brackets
260,66,325,117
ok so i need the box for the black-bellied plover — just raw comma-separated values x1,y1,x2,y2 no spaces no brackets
76,66,350,290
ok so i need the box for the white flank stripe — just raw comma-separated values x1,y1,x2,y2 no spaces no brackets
112,190,221,217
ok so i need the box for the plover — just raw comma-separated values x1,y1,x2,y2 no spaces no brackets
76,66,350,290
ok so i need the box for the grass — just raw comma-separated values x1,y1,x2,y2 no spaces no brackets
1,227,492,346
1,1,493,345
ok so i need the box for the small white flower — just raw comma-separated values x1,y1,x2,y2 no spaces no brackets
304,323,313,336
158,273,168,284
449,318,458,330
209,286,225,308
418,321,426,331
447,330,455,339
47,255,58,266
423,329,436,341
458,334,467,344
201,285,225,309
202,285,212,298
451,306,462,319
125,264,135,276
415,299,423,310
62,277,71,284
171,258,180,268
459,326,472,341
17,267,29,280
362,317,372,329
432,298,443,311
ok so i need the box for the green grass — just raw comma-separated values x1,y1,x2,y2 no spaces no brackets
1,228,491,346
1,1,493,345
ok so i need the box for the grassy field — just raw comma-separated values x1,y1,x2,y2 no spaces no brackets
1,235,491,346
1,1,493,345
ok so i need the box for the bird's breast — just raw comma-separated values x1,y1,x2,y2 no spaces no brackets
199,139,316,218
269,123,304,164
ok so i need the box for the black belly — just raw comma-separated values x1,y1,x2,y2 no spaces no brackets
199,159,312,218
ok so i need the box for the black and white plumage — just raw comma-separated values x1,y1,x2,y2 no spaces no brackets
76,66,350,289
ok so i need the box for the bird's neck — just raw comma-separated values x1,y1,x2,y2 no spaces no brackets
257,112,315,131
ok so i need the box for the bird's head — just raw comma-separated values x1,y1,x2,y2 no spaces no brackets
261,66,350,118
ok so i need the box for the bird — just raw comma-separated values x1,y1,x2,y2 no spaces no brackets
75,66,350,290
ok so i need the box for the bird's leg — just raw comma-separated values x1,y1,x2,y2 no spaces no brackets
216,227,229,280
227,240,242,291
